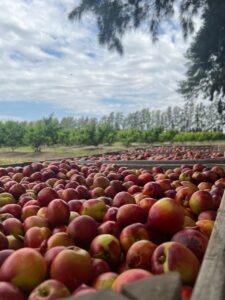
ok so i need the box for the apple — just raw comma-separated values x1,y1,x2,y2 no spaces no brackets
92,272,118,290
0,248,47,291
47,199,70,227
24,227,51,248
0,249,15,267
198,210,217,221
117,204,146,228
90,234,121,267
0,282,24,300
50,247,92,291
80,199,107,222
44,246,67,267
21,205,40,221
113,192,135,207
0,204,22,219
126,240,157,270
139,198,157,213
0,193,15,207
8,184,26,200
189,191,214,215
98,221,120,237
175,187,195,207
103,207,118,222
151,241,200,285
3,218,24,236
37,188,58,207
91,258,110,281
195,220,214,238
24,216,49,232
67,215,98,249
73,284,96,297
182,286,192,300
119,223,149,253
142,182,163,198
172,228,208,262
147,198,185,235
47,232,74,249
28,279,70,300
112,269,152,293
0,231,8,250
7,235,24,250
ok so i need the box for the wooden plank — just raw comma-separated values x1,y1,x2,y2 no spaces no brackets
192,191,225,300
122,272,182,300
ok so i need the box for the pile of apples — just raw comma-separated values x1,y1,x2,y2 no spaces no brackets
0,160,224,300
76,145,224,161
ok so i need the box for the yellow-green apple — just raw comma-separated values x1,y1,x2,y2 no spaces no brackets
90,234,121,267
28,279,70,300
142,182,163,198
3,218,23,236
92,272,118,290
151,241,200,285
172,228,208,261
67,215,98,248
119,223,149,252
47,199,70,227
0,282,24,300
113,192,135,207
50,247,92,291
126,240,157,270
47,232,74,250
37,188,58,207
24,227,51,248
112,269,152,293
0,248,47,291
147,198,185,235
80,199,107,222
0,193,15,207
189,191,214,215
7,235,24,250
117,204,146,228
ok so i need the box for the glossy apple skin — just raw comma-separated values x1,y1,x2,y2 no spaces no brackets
0,193,15,207
28,279,70,300
21,205,39,221
92,272,118,290
126,240,157,271
103,207,118,222
172,228,208,262
23,216,49,232
119,223,149,253
80,199,107,222
142,182,163,198
196,220,214,238
90,234,121,267
0,248,47,291
147,198,185,235
98,221,120,238
0,204,22,219
50,248,92,292
112,192,135,207
189,191,214,215
117,204,146,228
175,187,195,207
112,269,152,293
0,282,25,300
37,188,58,207
44,246,67,268
3,218,23,236
47,199,70,227
139,198,157,213
151,241,200,285
67,215,98,249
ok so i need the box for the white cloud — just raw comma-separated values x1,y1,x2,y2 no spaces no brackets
0,0,199,118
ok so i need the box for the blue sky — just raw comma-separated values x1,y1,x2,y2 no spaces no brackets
0,0,201,121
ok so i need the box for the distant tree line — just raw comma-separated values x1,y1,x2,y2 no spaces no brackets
0,100,224,151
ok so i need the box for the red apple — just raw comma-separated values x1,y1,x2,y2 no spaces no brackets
113,192,135,207
37,188,58,207
0,282,24,300
47,199,70,227
189,191,214,215
117,204,146,228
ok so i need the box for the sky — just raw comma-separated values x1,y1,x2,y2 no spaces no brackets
0,0,201,121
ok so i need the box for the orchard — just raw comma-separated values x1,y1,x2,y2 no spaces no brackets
0,155,224,300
